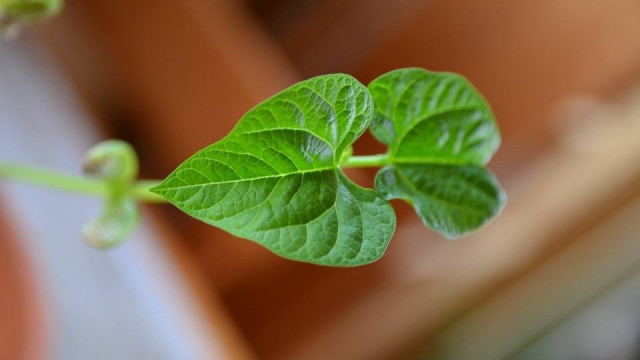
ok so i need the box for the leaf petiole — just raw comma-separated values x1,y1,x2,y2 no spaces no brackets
130,180,165,202
340,153,390,168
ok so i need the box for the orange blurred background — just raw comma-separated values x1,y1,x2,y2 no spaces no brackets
3,0,640,359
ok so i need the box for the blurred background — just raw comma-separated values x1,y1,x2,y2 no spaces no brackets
2,0,640,359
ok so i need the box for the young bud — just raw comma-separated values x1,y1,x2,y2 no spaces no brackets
0,0,63,37
83,140,139,183
82,197,139,249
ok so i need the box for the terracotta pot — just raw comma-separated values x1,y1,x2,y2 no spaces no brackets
0,201,45,360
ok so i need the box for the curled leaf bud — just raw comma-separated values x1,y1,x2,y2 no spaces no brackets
0,0,63,37
82,140,141,249
82,197,139,249
83,140,139,183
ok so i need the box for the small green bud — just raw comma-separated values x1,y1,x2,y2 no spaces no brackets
0,0,62,19
0,0,63,37
82,140,141,249
83,140,139,183
82,197,139,249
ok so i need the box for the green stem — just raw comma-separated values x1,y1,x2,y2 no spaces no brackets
0,162,164,202
130,180,165,202
341,154,390,168
0,153,390,201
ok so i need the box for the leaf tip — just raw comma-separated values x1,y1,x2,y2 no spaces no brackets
147,180,168,197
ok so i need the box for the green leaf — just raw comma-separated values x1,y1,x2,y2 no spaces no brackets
0,0,63,20
151,74,396,266
369,68,500,166
376,164,505,238
369,68,505,237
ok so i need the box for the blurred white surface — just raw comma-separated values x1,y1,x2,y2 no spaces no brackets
0,38,223,359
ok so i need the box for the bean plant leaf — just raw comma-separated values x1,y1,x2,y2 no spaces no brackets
369,68,505,238
375,164,505,238
369,68,500,165
151,74,396,266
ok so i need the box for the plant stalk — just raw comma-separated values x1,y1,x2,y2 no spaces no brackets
341,154,390,168
0,162,164,202
0,153,390,201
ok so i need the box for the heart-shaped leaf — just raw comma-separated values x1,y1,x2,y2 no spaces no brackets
376,164,505,238
369,68,500,165
369,68,505,237
152,74,396,266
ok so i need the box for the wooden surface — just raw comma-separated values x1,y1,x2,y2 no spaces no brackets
426,191,640,359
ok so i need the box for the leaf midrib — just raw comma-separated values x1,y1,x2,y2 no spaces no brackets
153,166,337,192
389,104,485,156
